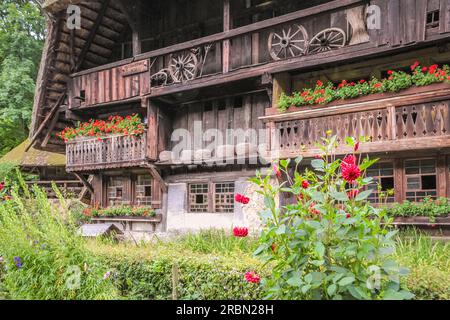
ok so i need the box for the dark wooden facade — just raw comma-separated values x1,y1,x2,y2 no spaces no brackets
29,0,450,212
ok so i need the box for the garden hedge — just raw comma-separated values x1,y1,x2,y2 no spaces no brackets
89,242,449,300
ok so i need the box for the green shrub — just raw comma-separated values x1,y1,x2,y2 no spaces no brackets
87,205,156,218
0,173,119,300
251,135,413,300
90,241,266,300
387,197,450,221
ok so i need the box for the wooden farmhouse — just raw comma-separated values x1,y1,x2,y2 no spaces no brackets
29,0,450,232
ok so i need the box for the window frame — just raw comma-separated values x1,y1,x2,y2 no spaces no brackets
404,158,438,202
366,161,395,204
187,181,236,213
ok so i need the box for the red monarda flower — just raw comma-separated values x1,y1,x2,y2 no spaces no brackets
347,189,360,199
245,271,261,284
233,227,249,238
342,163,361,182
273,164,282,179
235,194,250,204
302,180,310,189
346,213,351,219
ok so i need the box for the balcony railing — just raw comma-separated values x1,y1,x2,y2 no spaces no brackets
66,133,147,172
262,84,450,159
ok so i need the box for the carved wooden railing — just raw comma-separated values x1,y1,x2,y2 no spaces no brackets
66,134,147,171
263,91,450,159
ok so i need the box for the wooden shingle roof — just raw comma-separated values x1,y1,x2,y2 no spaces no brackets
0,139,65,167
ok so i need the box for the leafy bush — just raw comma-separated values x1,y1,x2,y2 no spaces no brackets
89,239,266,300
86,205,156,218
387,197,450,221
0,173,119,300
251,135,413,300
395,231,450,300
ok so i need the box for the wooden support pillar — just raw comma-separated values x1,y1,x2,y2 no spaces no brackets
272,72,291,109
73,173,95,196
147,100,158,160
394,158,404,203
437,154,447,198
222,0,231,74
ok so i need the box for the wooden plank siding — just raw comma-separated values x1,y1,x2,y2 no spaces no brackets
69,59,150,109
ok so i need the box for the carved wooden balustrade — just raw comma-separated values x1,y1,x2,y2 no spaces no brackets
262,85,450,159
66,133,147,172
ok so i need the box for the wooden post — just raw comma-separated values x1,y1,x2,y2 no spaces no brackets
172,263,179,300
394,159,404,203
437,154,447,198
272,72,291,109
147,100,158,160
387,105,397,140
222,0,231,74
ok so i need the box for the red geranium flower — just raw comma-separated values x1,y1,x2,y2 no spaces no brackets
235,194,250,204
233,227,249,238
387,70,393,75
359,79,366,84
342,163,361,182
302,180,310,189
410,61,420,71
245,271,261,284
316,80,323,87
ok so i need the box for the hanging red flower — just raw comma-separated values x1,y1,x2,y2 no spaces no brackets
245,271,261,284
233,227,249,238
235,194,250,204
342,163,361,182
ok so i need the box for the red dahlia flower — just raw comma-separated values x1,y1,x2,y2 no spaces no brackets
245,271,261,284
235,194,250,204
342,163,361,182
233,227,249,238
341,155,356,168
347,189,360,199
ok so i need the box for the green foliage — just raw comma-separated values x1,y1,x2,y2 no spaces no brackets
395,231,450,300
88,205,156,218
88,235,267,300
250,136,413,300
387,197,450,221
278,62,449,112
0,172,119,300
0,1,44,156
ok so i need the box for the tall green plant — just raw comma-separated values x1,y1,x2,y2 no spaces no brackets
0,171,118,300
251,135,414,300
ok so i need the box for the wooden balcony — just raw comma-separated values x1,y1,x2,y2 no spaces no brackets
66,134,147,172
261,84,450,159
67,0,450,106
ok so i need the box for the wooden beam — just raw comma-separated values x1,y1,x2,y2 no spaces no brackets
74,0,111,72
144,164,168,193
26,93,66,152
40,111,60,148
222,0,231,74
73,172,95,195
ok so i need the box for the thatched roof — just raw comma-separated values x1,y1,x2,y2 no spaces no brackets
0,139,66,167
30,0,129,153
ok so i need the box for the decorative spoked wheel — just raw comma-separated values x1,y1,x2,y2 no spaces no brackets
268,24,308,61
168,51,199,83
308,28,346,54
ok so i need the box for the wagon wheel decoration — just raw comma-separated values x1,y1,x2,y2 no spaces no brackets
268,24,309,61
168,51,199,83
308,28,346,54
